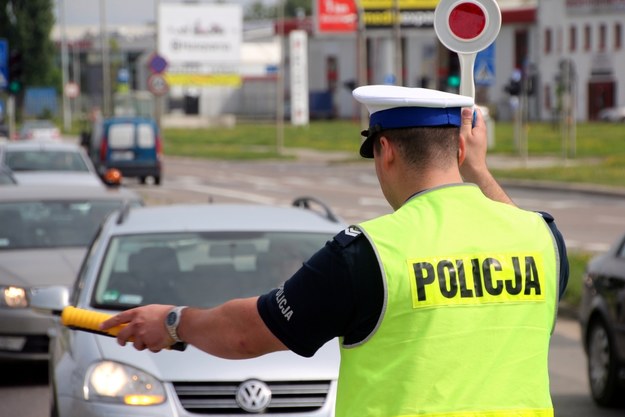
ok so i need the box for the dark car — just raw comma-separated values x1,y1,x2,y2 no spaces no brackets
92,117,162,185
580,234,625,407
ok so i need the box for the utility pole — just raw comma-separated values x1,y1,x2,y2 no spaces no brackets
276,0,286,156
356,0,368,128
393,0,402,85
60,0,71,131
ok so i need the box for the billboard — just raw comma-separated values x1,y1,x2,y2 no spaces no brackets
362,0,438,29
290,30,309,125
158,3,242,85
315,0,358,33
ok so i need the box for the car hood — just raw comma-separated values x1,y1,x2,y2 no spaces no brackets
96,335,340,381
0,248,86,286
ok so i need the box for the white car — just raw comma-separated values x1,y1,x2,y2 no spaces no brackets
18,119,61,141
31,198,345,417
0,185,143,361
597,106,625,122
0,141,119,187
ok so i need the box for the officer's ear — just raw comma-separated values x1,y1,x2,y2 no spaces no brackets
457,133,466,166
377,135,396,165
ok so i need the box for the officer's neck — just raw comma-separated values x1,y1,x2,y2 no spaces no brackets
389,167,463,211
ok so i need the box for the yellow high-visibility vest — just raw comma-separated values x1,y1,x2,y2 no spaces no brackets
336,184,558,417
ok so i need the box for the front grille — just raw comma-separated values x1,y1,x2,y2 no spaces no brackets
173,380,331,414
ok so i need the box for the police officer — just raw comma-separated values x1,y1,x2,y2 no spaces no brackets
102,85,568,417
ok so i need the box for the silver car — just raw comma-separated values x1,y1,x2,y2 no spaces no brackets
0,185,143,361
0,140,112,187
31,198,344,417
18,119,61,141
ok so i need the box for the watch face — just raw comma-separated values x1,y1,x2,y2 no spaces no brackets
166,311,177,326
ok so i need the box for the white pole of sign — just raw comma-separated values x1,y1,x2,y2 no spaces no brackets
434,0,501,101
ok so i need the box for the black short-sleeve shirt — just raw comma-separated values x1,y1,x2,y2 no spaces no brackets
257,212,568,358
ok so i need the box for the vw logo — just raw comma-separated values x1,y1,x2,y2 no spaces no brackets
235,379,272,413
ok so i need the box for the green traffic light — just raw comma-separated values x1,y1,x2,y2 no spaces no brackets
8,80,21,94
447,74,460,88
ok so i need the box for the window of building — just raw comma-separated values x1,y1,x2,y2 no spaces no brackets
545,28,552,54
599,24,606,51
584,25,592,51
569,25,577,52
616,23,622,50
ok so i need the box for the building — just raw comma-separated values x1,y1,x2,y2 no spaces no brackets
51,0,624,124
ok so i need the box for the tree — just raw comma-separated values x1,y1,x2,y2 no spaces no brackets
0,0,59,93
284,0,311,18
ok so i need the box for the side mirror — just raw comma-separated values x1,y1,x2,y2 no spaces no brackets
29,285,70,316
103,168,122,187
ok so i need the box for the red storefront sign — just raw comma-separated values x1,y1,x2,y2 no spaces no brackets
316,0,358,33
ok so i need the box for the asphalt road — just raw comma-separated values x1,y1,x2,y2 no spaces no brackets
134,155,625,254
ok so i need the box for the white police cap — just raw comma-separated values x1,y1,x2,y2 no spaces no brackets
353,85,474,158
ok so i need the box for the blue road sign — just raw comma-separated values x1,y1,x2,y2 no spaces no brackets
148,53,168,74
474,43,496,87
0,39,8,89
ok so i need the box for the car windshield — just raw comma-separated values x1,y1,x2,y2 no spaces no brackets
93,231,331,309
5,150,89,172
0,201,125,249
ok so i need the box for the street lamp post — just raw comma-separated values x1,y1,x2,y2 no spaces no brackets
59,0,71,131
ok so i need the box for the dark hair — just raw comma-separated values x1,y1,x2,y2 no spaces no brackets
373,126,459,169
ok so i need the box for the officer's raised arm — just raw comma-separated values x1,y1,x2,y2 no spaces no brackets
459,107,515,206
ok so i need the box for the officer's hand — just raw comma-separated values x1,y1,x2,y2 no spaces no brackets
459,107,515,205
459,107,488,182
100,304,175,352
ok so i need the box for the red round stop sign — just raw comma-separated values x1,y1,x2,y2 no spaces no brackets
449,3,486,40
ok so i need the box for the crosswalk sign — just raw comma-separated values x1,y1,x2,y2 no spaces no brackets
474,43,496,86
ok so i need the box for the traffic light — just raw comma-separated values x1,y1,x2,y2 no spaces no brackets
504,79,521,96
447,73,461,89
8,50,23,94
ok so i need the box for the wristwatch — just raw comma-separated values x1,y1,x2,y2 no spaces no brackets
165,306,187,343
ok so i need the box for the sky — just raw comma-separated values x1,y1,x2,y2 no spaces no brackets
55,0,277,27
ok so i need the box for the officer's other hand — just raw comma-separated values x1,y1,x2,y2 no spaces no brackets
459,107,488,182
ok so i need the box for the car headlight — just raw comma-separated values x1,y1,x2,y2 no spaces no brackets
84,361,166,406
0,286,29,308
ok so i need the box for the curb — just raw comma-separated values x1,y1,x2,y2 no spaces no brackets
498,178,625,198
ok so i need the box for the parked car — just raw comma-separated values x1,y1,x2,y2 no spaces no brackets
597,107,625,122
580,233,625,407
30,197,344,417
0,123,9,141
0,141,120,187
18,119,61,141
88,116,163,185
0,185,143,362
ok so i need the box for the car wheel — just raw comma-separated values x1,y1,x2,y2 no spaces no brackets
139,176,147,184
154,175,161,185
587,318,624,407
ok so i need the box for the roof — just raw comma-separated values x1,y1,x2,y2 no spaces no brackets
0,141,85,152
0,184,142,202
109,203,345,235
